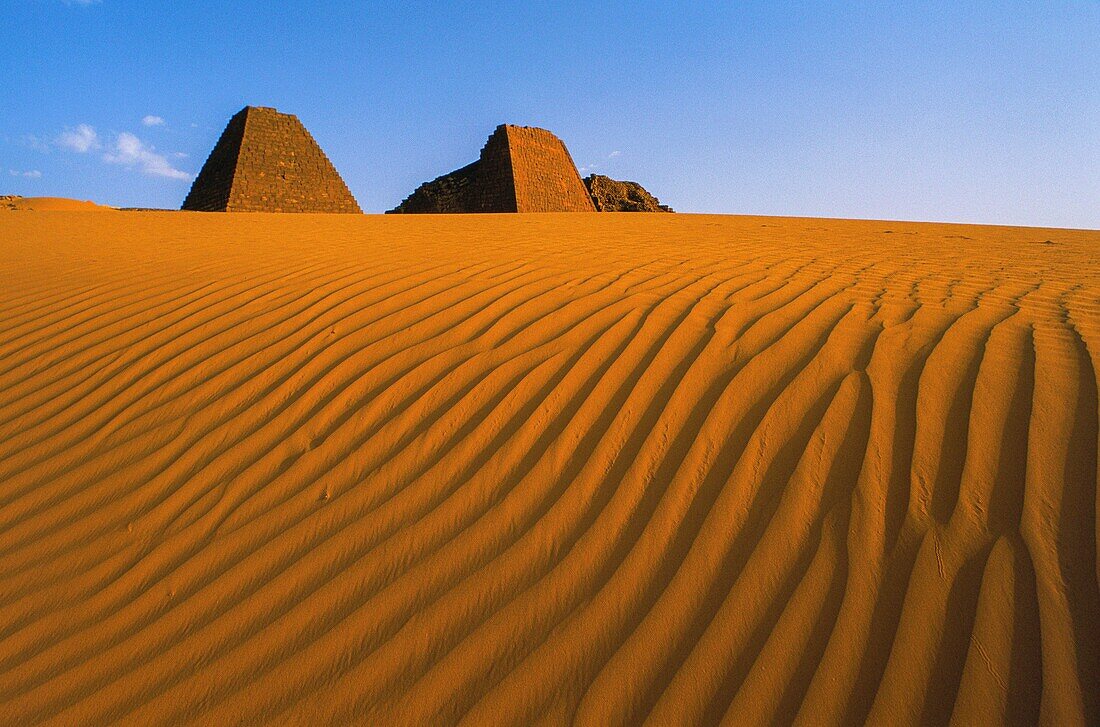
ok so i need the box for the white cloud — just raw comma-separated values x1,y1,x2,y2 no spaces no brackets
103,132,191,180
608,150,621,158
9,169,43,178
58,124,100,153
172,151,188,158
142,115,165,127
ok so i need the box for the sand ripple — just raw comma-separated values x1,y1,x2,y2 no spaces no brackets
0,212,1096,725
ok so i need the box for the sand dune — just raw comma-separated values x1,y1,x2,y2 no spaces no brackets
0,211,1096,725
0,196,113,212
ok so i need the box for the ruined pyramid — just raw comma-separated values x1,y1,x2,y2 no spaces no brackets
389,124,595,213
182,106,361,213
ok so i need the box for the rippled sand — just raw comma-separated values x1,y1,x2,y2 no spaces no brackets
0,211,1096,725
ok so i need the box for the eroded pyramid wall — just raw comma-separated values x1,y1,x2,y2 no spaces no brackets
182,107,361,213
466,126,519,212
502,126,595,212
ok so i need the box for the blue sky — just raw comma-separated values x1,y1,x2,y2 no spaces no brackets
2,2,1098,227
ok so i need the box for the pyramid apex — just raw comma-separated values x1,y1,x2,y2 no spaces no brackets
497,123,550,133
235,105,286,120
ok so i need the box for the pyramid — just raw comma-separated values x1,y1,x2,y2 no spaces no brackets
182,106,361,213
389,124,595,213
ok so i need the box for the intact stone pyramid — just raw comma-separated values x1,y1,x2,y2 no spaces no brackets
390,124,595,213
182,106,361,213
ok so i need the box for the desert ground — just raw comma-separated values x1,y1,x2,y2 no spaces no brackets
0,196,109,212
0,209,1097,725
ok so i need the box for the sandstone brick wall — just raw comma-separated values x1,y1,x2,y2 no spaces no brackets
180,110,246,212
503,126,594,212
467,126,519,212
182,106,361,213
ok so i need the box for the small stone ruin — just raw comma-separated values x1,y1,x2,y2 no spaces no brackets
584,174,672,212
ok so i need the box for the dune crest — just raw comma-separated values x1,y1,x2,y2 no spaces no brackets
0,196,112,212
0,212,1096,725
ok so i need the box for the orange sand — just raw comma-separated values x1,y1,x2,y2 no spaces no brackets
0,211,1097,725
0,197,112,212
